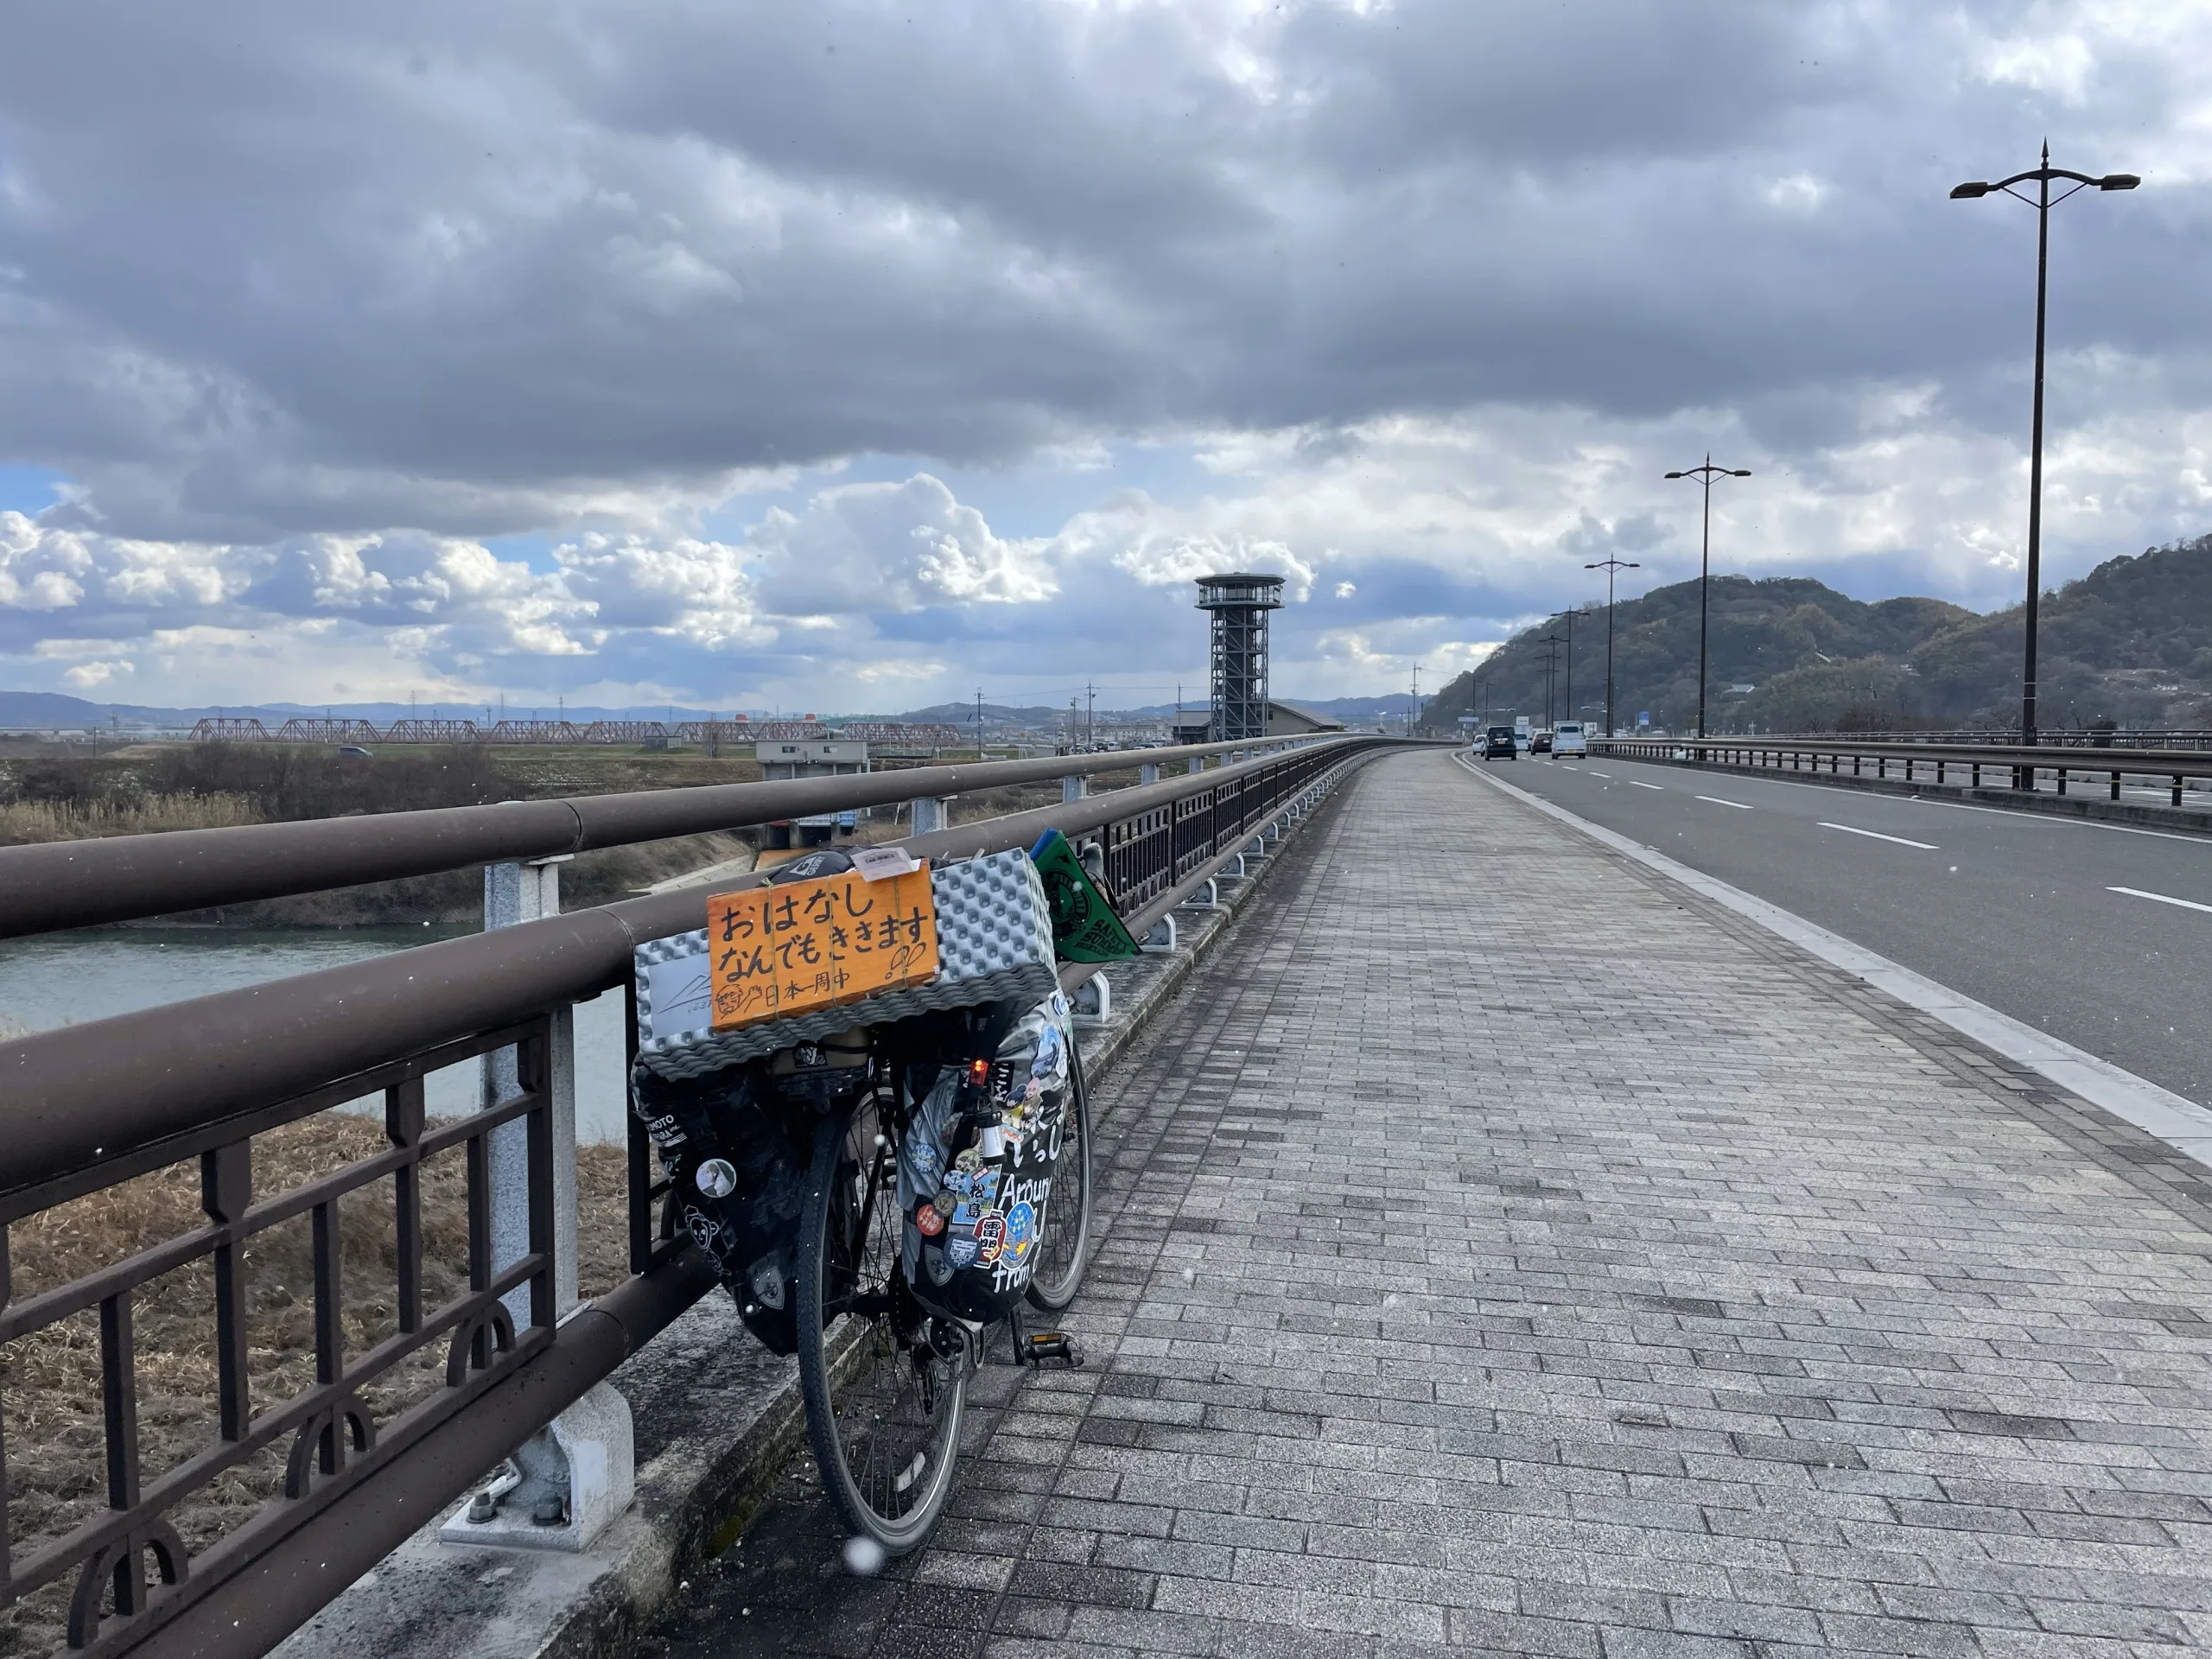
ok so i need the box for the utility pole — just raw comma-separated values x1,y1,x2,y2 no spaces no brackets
1583,556,1641,740
1539,633,1567,729
1564,608,1575,723
1085,682,1095,751
976,687,985,756
1410,665,1421,736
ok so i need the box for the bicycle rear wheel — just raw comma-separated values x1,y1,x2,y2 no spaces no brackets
1025,1036,1093,1313
795,1099,967,1554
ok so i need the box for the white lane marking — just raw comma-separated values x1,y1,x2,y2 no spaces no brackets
1559,765,1581,772
1818,822,1937,850
1630,780,1664,791
1695,795,1754,810
1587,771,1613,779
2109,885,2212,917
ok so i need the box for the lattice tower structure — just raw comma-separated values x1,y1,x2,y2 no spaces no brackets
1194,573,1284,742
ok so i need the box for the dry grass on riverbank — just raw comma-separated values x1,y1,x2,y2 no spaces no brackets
1,1114,629,1656
0,791,264,845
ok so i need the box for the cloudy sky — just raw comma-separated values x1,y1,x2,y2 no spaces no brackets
2,1,2208,714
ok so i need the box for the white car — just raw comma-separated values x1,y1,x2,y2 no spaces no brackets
1552,721,1587,757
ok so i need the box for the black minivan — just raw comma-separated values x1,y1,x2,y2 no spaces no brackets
1482,726,1517,760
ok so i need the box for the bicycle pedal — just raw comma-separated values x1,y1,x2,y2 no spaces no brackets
1022,1332,1083,1369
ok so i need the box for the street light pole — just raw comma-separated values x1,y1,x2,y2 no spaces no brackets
1584,557,1641,739
1951,145,2137,766
1664,456,1752,740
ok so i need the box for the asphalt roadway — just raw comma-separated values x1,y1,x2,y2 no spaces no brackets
1479,750,2212,1109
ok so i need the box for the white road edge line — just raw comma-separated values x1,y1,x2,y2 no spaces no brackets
1450,751,2212,1171
2109,885,2212,918
1818,822,1937,850
1630,780,1664,791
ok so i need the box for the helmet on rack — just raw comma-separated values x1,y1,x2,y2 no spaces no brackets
766,848,856,884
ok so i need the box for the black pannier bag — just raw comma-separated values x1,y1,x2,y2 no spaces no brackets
896,992,1075,1322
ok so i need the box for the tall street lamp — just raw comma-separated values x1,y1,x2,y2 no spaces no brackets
1951,144,2137,761
1665,456,1751,740
1540,632,1566,728
1584,557,1640,740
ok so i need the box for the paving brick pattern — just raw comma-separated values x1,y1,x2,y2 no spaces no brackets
650,751,2212,1659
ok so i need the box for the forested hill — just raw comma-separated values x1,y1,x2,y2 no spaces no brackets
1912,537,2212,728
1423,535,2212,734
1421,575,1972,733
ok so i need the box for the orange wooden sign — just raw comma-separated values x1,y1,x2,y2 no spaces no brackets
706,869,938,1030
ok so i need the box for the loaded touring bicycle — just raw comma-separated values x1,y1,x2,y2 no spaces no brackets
627,830,1134,1551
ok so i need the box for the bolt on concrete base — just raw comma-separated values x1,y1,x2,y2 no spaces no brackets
440,1382,636,1554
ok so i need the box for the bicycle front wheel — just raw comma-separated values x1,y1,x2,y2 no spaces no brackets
795,1100,967,1554
1025,1035,1094,1313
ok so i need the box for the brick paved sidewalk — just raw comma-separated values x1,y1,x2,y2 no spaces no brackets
652,750,2212,1659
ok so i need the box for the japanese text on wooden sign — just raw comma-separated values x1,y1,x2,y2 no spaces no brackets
706,869,938,1029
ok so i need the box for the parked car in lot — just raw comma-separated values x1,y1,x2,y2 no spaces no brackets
1553,721,1587,756
1531,731,1553,754
1482,726,1517,760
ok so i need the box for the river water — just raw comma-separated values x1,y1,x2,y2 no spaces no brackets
0,927,636,1143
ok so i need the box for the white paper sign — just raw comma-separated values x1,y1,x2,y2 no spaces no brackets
851,845,924,881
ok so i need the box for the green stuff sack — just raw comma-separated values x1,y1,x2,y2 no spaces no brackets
1028,828,1140,963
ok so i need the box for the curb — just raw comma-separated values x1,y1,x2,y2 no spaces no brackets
1457,752,2212,1170
271,764,1363,1659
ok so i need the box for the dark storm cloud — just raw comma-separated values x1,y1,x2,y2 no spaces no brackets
2,0,2201,546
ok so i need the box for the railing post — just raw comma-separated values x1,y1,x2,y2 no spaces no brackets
1140,763,1160,785
449,855,633,1554
1188,756,1206,774
2110,771,2120,801
910,797,952,835
1062,773,1088,804
480,858,577,1323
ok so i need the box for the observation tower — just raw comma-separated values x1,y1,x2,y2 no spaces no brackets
1194,573,1284,742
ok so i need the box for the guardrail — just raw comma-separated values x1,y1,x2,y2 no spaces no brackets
1592,735,2212,805
0,732,1425,1656
1719,728,2212,751
0,732,1322,940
